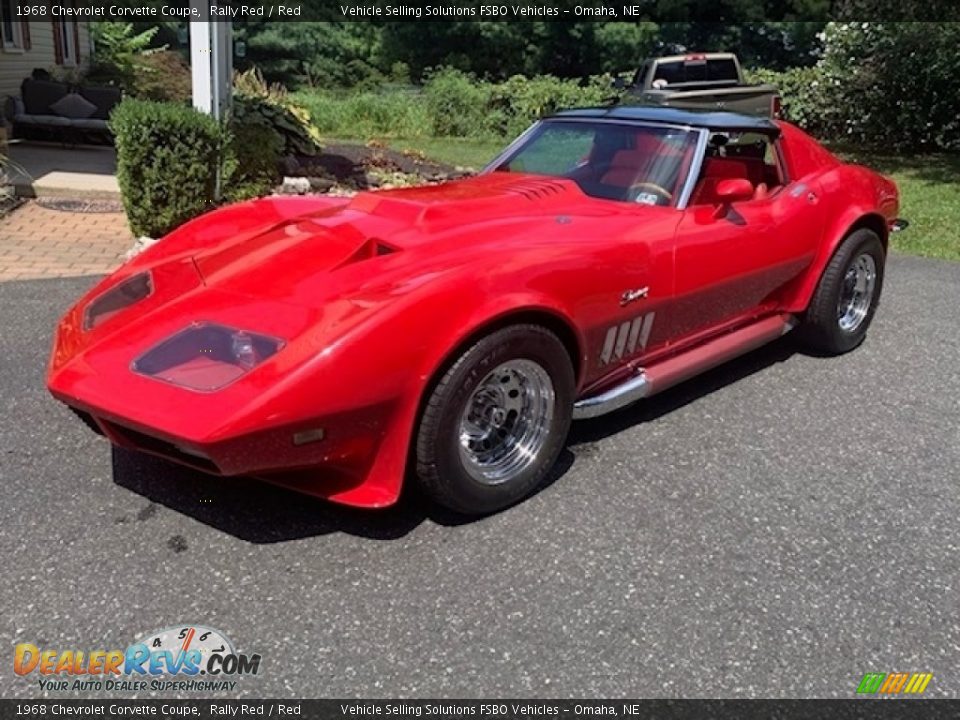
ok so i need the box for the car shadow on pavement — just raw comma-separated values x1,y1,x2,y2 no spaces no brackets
568,334,800,446
110,444,575,542
111,335,797,543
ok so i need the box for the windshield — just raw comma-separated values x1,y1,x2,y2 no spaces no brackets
494,121,699,207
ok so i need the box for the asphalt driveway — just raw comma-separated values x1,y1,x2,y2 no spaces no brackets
2,254,958,699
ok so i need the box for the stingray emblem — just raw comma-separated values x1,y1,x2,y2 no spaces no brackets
600,312,656,366
620,287,649,306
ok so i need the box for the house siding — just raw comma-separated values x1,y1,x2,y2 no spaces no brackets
0,21,93,100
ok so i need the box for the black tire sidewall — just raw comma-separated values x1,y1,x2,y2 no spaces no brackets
419,327,574,515
808,229,885,353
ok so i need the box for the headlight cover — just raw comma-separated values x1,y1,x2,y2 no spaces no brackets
83,272,153,330
132,322,285,392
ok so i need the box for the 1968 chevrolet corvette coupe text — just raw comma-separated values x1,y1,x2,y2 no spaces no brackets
48,107,902,515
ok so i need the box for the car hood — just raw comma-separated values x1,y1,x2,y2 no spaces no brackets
187,173,604,307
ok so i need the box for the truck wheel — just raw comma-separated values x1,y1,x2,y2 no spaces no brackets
415,325,574,516
800,228,885,354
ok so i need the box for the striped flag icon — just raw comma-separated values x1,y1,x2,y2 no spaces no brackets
856,672,932,694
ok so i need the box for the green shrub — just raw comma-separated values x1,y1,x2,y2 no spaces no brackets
86,22,160,93
134,50,192,103
223,121,283,202
422,68,492,137
816,22,960,151
233,67,322,156
111,99,224,238
487,74,610,138
292,88,431,138
295,69,618,142
745,66,827,134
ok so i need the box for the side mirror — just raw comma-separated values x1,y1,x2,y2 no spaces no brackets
611,76,626,90
713,178,753,218
716,177,754,202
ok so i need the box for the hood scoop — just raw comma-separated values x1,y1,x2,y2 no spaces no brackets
192,218,396,284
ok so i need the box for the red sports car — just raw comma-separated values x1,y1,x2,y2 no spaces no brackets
48,107,903,515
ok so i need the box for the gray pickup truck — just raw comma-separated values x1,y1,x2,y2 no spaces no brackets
616,53,780,118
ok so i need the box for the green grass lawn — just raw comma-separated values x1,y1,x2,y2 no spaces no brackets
325,134,959,262
836,151,960,261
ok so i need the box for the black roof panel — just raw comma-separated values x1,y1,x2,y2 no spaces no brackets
547,105,780,134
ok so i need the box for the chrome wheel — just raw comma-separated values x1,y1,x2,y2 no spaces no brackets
837,253,877,333
458,359,555,485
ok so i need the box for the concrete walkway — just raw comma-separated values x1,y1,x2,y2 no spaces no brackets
0,201,131,281
7,141,120,200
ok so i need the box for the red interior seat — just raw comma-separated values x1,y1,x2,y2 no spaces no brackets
690,156,768,205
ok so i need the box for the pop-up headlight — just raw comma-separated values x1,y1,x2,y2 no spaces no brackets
83,272,153,330
132,322,284,392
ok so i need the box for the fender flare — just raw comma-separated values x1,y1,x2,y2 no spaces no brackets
327,294,584,508
785,206,889,314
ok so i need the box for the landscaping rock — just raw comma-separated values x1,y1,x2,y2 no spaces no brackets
308,176,335,193
125,235,159,260
280,176,311,195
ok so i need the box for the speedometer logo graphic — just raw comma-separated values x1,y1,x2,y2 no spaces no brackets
138,625,235,673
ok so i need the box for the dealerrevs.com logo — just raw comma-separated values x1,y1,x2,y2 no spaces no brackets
15,625,261,693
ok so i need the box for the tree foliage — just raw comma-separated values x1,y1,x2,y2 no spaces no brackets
230,20,827,88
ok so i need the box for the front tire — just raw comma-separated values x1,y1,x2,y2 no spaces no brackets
415,325,575,515
800,228,885,354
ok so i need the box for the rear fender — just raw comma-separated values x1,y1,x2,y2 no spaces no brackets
782,165,896,313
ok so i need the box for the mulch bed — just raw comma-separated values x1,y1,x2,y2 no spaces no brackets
290,141,469,192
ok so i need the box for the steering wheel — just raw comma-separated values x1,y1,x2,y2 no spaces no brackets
628,181,673,205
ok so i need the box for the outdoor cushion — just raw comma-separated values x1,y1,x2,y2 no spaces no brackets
14,114,73,127
50,92,97,119
21,78,69,115
69,118,109,130
78,85,122,120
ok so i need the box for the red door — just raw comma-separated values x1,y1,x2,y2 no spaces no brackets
670,181,823,343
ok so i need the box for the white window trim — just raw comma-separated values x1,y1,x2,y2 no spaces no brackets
1,4,25,53
57,20,77,66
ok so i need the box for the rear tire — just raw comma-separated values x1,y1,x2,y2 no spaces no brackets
800,228,885,355
415,325,574,516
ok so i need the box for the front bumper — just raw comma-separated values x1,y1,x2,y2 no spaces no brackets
60,395,395,498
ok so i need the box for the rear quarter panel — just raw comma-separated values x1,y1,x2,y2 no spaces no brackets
776,123,898,312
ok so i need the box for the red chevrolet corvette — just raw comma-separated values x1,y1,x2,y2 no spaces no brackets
48,107,903,515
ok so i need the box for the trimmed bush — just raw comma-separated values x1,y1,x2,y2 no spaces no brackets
111,99,224,238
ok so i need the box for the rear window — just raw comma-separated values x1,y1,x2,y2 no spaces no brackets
653,58,739,85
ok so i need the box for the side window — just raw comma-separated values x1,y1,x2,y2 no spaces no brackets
717,132,784,188
688,131,785,206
